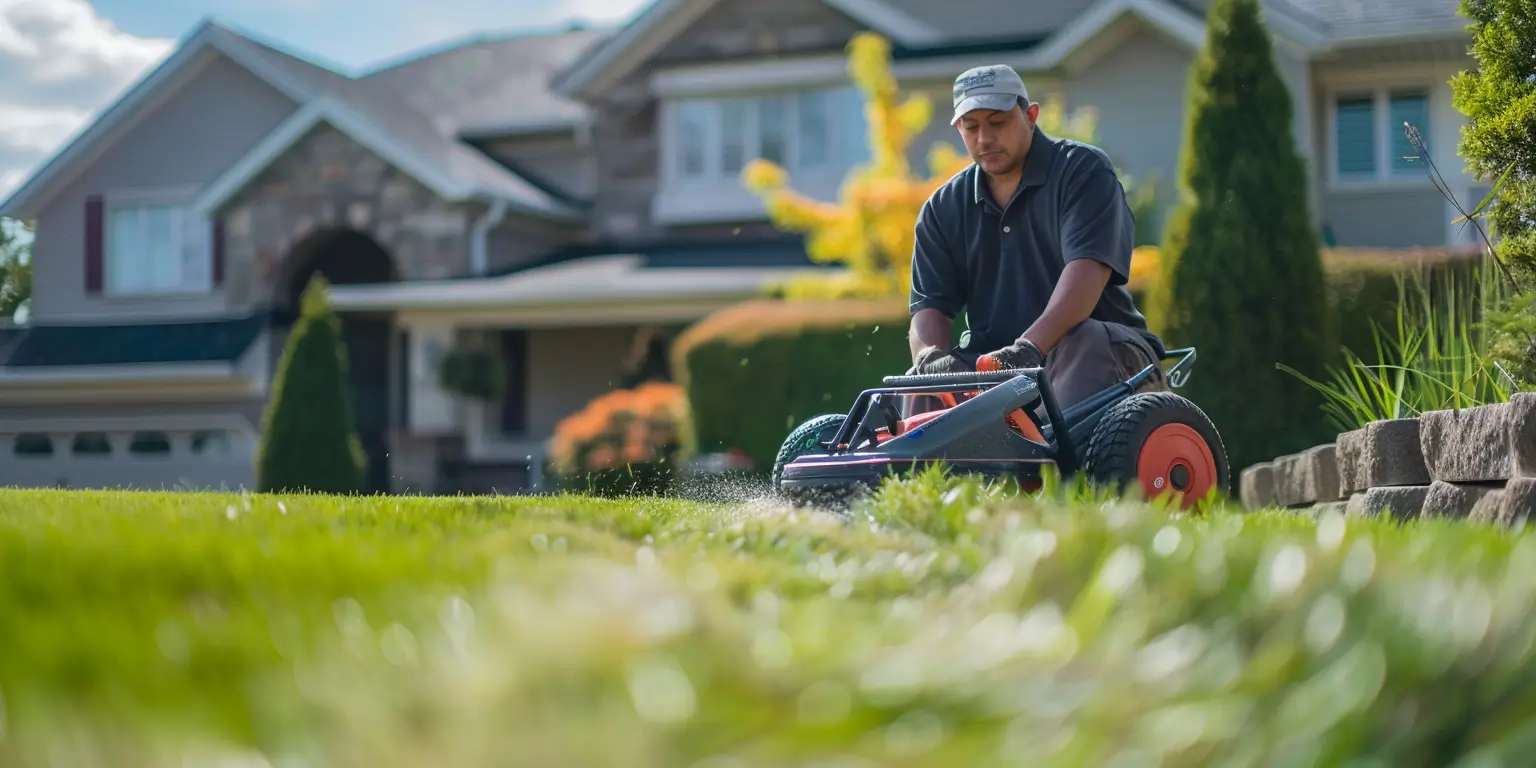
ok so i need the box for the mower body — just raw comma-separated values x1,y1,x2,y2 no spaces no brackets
773,348,1226,508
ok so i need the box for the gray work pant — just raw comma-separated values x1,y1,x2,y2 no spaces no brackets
902,319,1168,418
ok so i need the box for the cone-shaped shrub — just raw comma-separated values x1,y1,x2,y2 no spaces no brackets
1147,0,1331,475
255,275,367,494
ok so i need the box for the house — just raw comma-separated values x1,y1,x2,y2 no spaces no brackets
0,0,1481,495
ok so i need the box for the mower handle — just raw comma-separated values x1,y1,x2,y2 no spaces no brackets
886,347,1196,390
1161,347,1196,389
880,368,1036,388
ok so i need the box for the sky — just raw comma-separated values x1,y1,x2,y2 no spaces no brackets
0,0,651,201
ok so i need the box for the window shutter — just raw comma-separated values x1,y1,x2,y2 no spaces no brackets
211,217,225,286
84,195,104,294
1334,97,1376,177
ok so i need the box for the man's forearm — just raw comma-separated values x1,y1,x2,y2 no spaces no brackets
1021,259,1111,353
909,309,953,361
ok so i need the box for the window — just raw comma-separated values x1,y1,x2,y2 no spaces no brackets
675,101,710,178
72,433,112,456
13,433,52,457
1333,88,1432,181
667,85,869,182
190,430,233,456
105,201,210,295
128,431,172,456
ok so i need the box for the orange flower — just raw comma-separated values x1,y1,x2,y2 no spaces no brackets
549,382,689,477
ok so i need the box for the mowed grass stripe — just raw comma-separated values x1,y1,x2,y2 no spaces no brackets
0,470,1534,767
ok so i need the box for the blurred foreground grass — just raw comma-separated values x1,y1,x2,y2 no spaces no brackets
2,470,1536,767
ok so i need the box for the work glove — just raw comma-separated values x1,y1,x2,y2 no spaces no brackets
913,345,973,375
977,338,1045,371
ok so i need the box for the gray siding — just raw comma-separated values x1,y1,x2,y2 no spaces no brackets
1323,189,1448,247
1061,32,1194,241
30,53,301,323
649,0,860,67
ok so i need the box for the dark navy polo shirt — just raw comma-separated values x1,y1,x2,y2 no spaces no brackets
909,125,1163,357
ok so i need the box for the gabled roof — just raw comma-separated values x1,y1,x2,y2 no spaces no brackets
358,26,611,138
553,0,1209,98
1282,0,1468,42
0,20,598,222
552,0,1468,99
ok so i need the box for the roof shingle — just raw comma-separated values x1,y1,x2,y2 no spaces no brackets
0,315,267,368
206,23,602,219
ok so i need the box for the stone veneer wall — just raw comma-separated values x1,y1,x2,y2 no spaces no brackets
1240,394,1536,526
219,123,478,307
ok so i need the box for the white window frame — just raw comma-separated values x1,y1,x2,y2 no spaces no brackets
663,89,862,181
101,184,213,298
656,85,869,223
1326,85,1436,189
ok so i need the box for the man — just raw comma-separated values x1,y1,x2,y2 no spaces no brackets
906,63,1167,414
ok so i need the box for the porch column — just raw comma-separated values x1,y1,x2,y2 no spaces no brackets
402,318,459,433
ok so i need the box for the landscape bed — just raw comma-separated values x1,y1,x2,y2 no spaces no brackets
3,475,1536,766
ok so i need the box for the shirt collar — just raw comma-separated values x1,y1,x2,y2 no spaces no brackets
971,125,1060,204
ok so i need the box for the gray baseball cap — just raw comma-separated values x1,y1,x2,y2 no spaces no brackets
951,64,1030,124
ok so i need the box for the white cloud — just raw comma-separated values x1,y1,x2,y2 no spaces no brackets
0,0,171,200
564,0,648,24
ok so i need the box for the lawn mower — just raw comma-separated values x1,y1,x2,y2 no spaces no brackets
770,347,1228,509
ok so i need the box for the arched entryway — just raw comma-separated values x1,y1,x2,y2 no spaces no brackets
277,228,398,494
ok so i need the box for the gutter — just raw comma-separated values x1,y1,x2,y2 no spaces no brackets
469,198,509,275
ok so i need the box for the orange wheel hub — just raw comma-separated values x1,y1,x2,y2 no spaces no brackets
1136,423,1218,508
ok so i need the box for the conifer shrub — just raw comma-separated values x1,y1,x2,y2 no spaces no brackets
255,275,367,495
1146,0,1332,475
1452,0,1536,386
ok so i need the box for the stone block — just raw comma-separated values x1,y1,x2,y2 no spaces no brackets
1312,501,1348,518
1512,394,1536,478
1337,418,1430,494
1270,453,1300,507
1239,462,1275,510
1276,444,1342,507
1419,397,1536,483
1420,480,1504,520
1494,478,1536,528
1345,486,1430,520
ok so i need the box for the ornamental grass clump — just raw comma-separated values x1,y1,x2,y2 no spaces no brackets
1280,260,1516,433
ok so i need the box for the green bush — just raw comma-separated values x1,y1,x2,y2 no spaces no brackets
255,275,367,494
670,298,911,473
1146,0,1332,476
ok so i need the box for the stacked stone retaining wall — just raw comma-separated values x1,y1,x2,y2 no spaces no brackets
1239,393,1536,526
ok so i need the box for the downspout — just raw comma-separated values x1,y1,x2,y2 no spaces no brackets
469,198,509,276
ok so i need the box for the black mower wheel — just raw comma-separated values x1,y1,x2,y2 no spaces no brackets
1082,391,1229,508
771,413,848,497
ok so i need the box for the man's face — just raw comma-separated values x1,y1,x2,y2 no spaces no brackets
956,101,1038,176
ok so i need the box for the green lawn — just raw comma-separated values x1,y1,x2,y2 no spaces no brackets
2,470,1535,767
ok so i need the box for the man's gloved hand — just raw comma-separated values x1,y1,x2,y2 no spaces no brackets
913,345,973,375
977,338,1045,371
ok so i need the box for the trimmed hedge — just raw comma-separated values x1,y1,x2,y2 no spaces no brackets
674,247,1483,477
671,298,913,472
